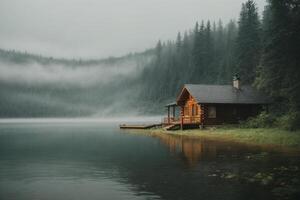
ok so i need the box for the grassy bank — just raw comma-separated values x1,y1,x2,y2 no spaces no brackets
146,127,300,148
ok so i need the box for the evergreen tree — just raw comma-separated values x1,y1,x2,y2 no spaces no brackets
192,21,206,82
203,21,214,81
176,32,182,52
155,40,162,62
256,0,300,129
236,0,261,84
215,20,226,83
192,22,201,78
223,20,238,82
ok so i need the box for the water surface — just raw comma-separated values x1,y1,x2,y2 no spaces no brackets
0,121,299,200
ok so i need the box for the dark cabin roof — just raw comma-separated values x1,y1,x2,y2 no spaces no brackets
177,84,271,105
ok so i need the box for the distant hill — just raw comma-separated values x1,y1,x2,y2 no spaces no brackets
0,48,155,117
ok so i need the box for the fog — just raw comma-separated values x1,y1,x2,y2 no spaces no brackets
0,60,138,87
0,52,153,117
0,116,162,124
0,0,266,59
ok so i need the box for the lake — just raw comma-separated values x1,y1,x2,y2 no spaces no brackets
0,120,299,200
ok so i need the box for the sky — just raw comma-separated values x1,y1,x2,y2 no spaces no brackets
0,0,266,59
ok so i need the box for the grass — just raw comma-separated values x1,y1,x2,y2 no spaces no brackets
145,127,300,148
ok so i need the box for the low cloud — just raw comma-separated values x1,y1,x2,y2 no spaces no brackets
0,60,139,87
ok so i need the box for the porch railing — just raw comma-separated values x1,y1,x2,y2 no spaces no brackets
162,117,179,124
163,116,201,124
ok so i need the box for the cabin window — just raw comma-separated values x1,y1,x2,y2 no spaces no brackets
195,105,199,115
208,106,216,118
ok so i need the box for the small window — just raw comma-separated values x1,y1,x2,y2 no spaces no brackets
208,106,216,118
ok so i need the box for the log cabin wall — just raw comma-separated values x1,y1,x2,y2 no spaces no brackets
182,94,201,123
203,104,264,125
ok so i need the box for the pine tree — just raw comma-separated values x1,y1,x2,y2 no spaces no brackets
215,19,226,82
236,0,261,84
256,0,300,129
155,40,162,62
176,32,182,53
224,20,238,82
192,21,206,82
192,22,201,82
204,21,214,81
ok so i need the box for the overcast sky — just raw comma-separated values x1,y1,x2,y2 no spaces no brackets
0,0,266,59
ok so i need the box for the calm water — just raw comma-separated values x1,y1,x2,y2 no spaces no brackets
0,121,299,200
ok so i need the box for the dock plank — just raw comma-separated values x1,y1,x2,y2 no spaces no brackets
119,124,161,129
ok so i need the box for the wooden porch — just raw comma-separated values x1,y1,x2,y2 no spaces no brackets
163,116,201,125
164,102,203,130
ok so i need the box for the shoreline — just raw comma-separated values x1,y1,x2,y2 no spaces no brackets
137,127,300,149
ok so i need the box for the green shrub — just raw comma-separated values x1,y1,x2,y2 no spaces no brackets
241,111,275,128
275,111,300,131
241,111,300,131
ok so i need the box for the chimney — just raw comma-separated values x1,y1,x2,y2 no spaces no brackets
233,75,241,89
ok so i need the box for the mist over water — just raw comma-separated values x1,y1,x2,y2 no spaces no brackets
0,51,154,117
0,116,162,124
0,61,137,87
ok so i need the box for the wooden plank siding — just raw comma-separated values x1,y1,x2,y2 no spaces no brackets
168,100,263,127
181,93,201,124
202,103,263,125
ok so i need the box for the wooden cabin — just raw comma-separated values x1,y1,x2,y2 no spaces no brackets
164,77,270,129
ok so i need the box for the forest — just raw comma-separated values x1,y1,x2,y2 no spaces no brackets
0,0,299,129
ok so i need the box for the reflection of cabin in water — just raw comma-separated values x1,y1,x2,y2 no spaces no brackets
164,76,270,130
151,133,268,167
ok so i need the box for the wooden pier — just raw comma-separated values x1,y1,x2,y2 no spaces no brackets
119,124,161,129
